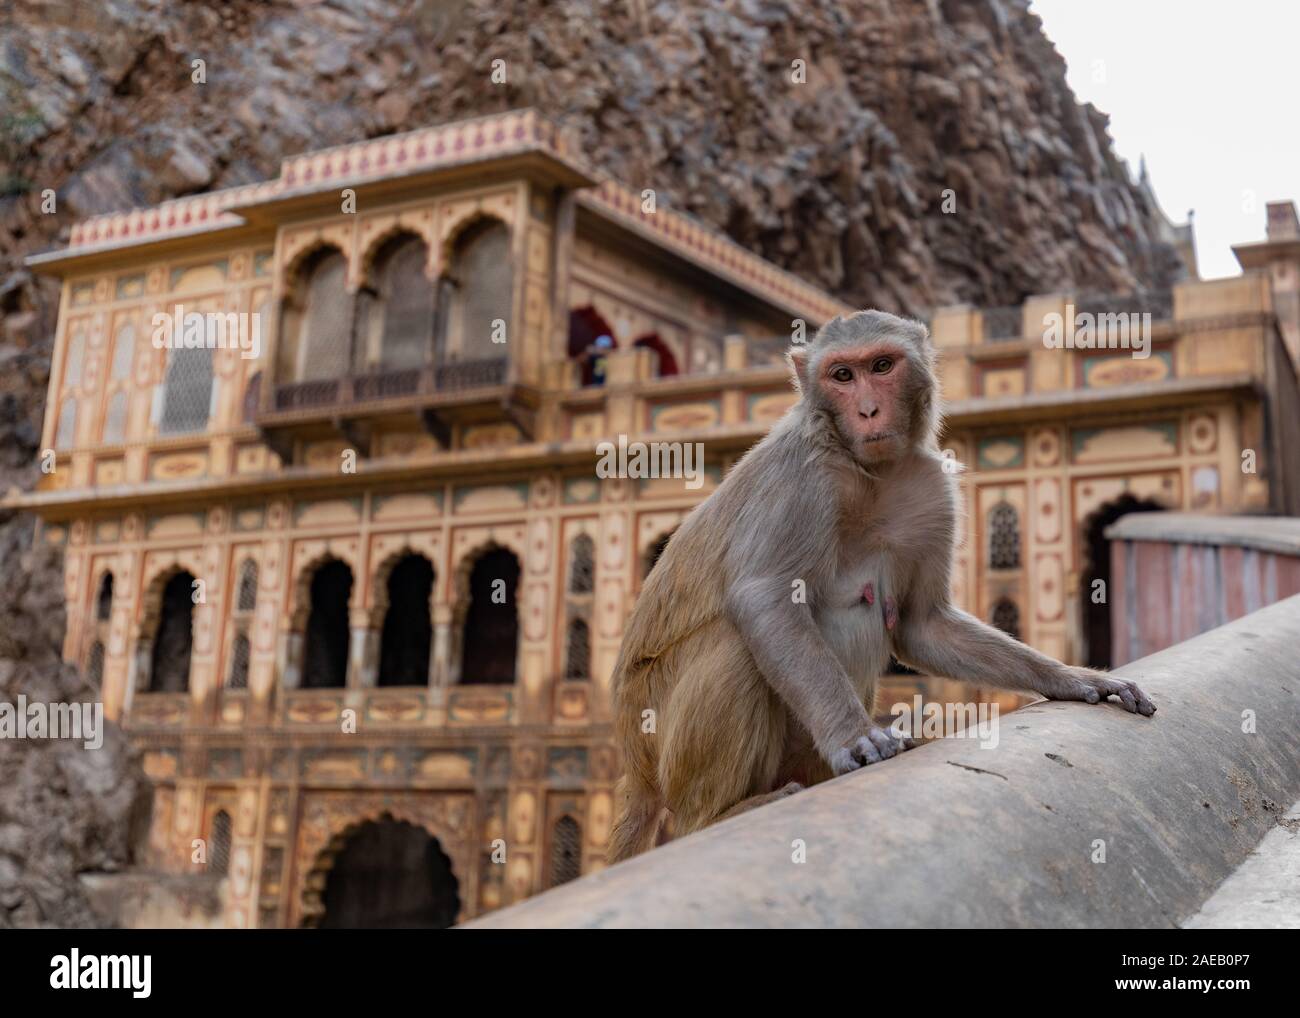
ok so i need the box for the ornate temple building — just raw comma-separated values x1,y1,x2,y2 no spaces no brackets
14,110,1300,927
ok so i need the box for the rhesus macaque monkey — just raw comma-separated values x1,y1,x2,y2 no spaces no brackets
608,310,1155,861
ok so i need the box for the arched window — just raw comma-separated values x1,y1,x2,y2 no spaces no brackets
378,554,434,687
988,501,1020,570
227,633,250,690
991,598,1021,641
150,571,196,693
564,617,590,680
568,535,594,594
447,220,512,361
102,391,128,444
210,810,232,876
55,398,76,448
86,640,105,688
280,248,354,382
549,816,582,887
633,334,679,377
362,234,436,371
159,346,214,435
111,322,135,380
568,307,617,386
302,559,353,689
96,573,114,621
459,548,520,685
236,559,258,613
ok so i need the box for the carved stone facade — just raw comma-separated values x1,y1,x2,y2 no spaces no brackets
18,112,1300,926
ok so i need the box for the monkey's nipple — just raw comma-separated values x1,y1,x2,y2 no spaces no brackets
861,582,875,606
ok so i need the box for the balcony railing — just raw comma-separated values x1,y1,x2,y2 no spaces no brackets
981,305,1023,341
1073,288,1173,321
269,357,510,414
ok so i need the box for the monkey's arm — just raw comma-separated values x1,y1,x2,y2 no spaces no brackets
725,576,881,763
892,602,1156,716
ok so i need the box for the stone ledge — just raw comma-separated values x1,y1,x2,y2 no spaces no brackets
465,594,1300,928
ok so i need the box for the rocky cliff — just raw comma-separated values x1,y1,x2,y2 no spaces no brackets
0,0,1183,926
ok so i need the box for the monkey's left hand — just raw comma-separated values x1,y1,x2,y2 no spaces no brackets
1050,666,1156,717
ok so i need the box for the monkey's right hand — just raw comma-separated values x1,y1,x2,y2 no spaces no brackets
827,726,908,776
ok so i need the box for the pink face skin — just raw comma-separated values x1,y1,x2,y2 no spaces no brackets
816,344,912,464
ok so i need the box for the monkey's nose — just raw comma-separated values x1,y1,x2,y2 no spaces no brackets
860,402,879,419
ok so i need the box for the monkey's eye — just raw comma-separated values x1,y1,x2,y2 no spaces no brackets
830,366,853,383
870,357,894,374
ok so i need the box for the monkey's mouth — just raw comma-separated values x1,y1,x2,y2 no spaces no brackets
860,432,898,444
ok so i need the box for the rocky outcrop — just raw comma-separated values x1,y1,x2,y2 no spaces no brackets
0,0,1184,926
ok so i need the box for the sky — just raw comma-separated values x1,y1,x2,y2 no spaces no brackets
1029,0,1300,280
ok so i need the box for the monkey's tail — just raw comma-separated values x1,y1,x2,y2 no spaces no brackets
608,775,664,863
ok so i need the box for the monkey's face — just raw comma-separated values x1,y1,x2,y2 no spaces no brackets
815,343,918,465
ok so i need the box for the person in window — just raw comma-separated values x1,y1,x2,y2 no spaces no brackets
585,334,614,386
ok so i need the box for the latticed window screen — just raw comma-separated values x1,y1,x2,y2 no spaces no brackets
564,617,590,680
991,598,1021,641
455,221,512,359
236,560,258,612
378,235,435,369
102,391,128,444
568,535,595,594
988,501,1021,570
111,323,135,379
228,633,250,690
301,251,353,380
86,641,105,687
210,810,232,876
549,815,582,887
55,399,76,448
160,347,214,435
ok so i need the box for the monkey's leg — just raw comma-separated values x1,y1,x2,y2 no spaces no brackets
714,781,804,823
657,622,788,838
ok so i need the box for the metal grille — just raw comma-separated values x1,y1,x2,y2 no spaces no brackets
159,347,214,435
102,391,127,444
988,502,1021,570
549,815,582,887
1074,289,1173,321
564,617,590,680
301,252,353,380
568,535,595,594
991,598,1021,641
236,560,258,612
353,367,421,400
456,221,512,359
982,306,1023,341
435,357,507,390
210,810,232,876
275,378,339,410
378,236,435,368
228,633,250,690
111,323,135,379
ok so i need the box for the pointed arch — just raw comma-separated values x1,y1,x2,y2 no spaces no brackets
549,815,582,887
357,231,437,372
633,333,680,377
441,216,513,362
302,558,353,689
455,544,521,685
96,571,114,622
149,570,197,693
377,552,435,687
159,345,214,435
279,245,354,383
991,597,1020,641
210,809,233,876
568,306,617,386
236,559,258,613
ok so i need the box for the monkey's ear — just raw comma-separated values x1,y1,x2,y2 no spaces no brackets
787,345,810,392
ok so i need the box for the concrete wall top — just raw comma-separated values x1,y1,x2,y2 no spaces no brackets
1106,512,1300,556
466,595,1300,928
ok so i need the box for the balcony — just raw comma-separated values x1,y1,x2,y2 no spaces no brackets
253,356,531,458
